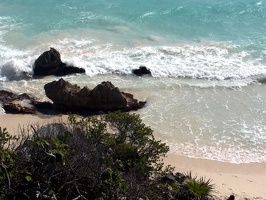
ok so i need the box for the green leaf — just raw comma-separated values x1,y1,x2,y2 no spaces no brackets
25,175,32,182
0,169,4,178
48,189,54,195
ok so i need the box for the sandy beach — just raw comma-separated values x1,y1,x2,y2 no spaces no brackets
164,154,266,199
1,114,266,199
0,114,69,135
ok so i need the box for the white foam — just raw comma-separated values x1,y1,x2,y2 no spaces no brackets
0,103,5,114
0,16,34,81
256,1,263,6
53,39,266,87
133,80,266,164
1,30,266,85
140,12,156,18
168,140,266,164
0,46,33,81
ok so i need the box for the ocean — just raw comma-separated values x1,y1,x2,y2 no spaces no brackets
0,0,266,164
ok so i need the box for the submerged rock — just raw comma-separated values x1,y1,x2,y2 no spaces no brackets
33,47,85,77
132,66,151,76
44,78,146,112
257,77,266,84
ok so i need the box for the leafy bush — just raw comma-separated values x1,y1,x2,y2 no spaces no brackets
0,128,18,199
0,111,214,199
181,172,214,199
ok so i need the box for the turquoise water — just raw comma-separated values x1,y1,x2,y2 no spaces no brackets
1,0,266,42
1,0,266,163
1,0,266,81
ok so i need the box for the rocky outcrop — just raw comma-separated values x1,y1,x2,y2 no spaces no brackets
3,104,37,114
132,66,151,76
0,90,53,114
0,79,145,114
44,78,145,111
33,48,85,77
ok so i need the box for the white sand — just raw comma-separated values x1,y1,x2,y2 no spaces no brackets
1,114,266,199
164,154,266,199
0,114,68,135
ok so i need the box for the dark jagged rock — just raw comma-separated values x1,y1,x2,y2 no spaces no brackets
33,48,85,77
33,47,62,76
0,90,35,103
258,77,266,84
44,78,146,112
132,66,151,76
227,195,235,200
55,63,85,76
3,104,37,114
121,92,146,111
0,79,146,114
0,90,53,114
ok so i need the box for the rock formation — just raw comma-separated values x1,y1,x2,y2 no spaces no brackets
0,79,146,114
132,66,151,76
0,90,52,114
44,78,145,111
33,48,85,76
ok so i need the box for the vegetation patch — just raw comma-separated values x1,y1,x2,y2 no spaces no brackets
0,111,214,199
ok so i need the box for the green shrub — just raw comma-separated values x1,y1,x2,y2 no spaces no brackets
184,171,214,198
0,112,215,199
0,128,18,199
169,171,214,200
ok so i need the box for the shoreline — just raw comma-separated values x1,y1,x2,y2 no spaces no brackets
1,114,266,199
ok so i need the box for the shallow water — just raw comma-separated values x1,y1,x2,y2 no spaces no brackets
1,74,266,164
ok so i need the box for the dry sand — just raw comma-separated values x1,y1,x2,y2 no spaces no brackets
0,114,69,135
1,114,266,199
164,154,266,200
